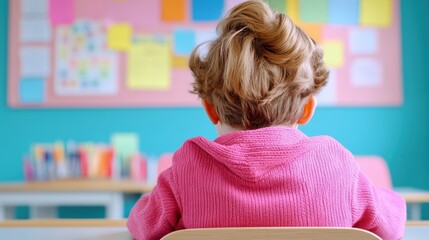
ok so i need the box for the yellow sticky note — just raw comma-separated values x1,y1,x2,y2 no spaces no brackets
171,55,188,68
108,24,132,50
286,0,299,23
360,0,392,27
127,36,171,90
322,41,344,67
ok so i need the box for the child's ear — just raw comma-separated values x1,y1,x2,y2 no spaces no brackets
297,96,317,125
202,99,220,125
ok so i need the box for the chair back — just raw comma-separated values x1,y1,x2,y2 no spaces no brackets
161,227,381,240
158,153,173,176
355,156,393,189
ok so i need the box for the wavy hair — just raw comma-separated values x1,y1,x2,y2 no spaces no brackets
190,0,329,129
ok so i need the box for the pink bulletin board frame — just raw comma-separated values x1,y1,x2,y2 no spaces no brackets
8,0,402,108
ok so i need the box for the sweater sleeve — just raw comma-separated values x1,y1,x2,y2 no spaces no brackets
127,168,181,240
352,171,406,240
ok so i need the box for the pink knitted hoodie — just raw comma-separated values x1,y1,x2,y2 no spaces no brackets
127,127,406,240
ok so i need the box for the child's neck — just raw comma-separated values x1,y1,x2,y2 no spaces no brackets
216,123,239,136
216,123,299,136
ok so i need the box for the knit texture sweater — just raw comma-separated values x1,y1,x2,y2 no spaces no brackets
127,127,406,240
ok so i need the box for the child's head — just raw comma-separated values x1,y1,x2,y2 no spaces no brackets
190,0,329,130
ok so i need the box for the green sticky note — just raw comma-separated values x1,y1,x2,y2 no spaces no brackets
299,0,329,23
266,0,286,13
111,133,139,157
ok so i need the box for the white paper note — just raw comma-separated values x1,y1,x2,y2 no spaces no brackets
349,28,378,54
54,21,118,96
317,69,337,106
20,18,51,43
196,29,218,58
351,59,382,87
20,47,51,77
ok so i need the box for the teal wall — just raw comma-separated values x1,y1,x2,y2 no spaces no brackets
1,1,428,218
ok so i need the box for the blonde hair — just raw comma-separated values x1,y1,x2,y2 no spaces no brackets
190,0,329,130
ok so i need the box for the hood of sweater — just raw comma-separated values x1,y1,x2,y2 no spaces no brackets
188,126,322,182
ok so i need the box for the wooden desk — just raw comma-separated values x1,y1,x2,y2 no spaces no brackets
0,220,427,240
0,219,127,227
0,180,153,220
405,221,429,239
0,219,130,240
0,179,153,193
1,181,428,221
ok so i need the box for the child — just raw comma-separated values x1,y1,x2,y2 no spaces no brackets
127,1,406,239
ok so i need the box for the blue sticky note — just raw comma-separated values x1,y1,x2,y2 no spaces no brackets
329,0,359,25
192,0,224,21
19,78,45,104
173,29,196,56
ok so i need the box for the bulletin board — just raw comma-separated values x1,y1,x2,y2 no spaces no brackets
8,0,402,108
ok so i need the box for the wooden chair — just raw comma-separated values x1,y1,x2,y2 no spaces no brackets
161,227,382,240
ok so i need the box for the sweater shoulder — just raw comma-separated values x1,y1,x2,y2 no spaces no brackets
310,135,358,170
311,135,353,156
170,136,207,167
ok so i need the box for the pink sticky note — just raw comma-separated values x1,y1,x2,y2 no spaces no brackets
49,0,75,25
